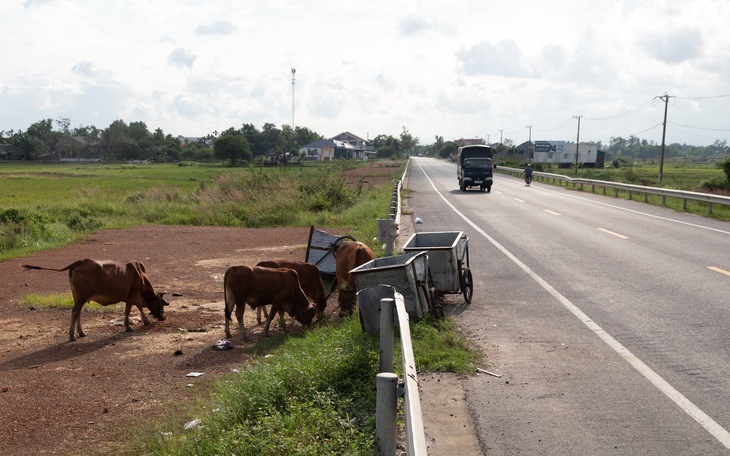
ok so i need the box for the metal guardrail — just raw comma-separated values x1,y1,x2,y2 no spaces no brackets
378,159,408,255
374,159,426,455
496,166,730,215
376,297,427,456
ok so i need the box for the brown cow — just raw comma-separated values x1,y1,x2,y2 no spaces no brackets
255,260,329,324
333,241,376,314
224,265,316,339
21,259,168,341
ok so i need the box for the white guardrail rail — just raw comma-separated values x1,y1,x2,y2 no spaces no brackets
374,159,427,456
496,166,730,215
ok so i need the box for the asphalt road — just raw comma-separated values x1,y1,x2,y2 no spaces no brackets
406,157,730,455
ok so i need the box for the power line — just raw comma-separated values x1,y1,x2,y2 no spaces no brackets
668,121,730,132
584,98,659,121
678,93,730,100
534,117,575,133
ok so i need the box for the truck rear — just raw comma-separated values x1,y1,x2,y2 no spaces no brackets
457,145,493,192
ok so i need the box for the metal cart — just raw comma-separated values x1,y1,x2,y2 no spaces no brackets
349,251,437,321
403,231,473,304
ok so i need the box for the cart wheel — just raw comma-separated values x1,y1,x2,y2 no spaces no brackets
430,287,445,318
460,268,474,304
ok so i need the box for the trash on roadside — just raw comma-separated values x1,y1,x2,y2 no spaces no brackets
186,372,205,377
109,316,140,326
184,418,202,430
214,339,234,350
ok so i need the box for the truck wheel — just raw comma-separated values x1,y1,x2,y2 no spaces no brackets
486,185,492,193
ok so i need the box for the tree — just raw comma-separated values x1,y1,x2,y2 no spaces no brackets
719,155,730,181
373,134,400,158
439,142,458,159
214,130,251,166
399,126,418,155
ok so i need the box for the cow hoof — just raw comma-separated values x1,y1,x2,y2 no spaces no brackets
125,327,134,333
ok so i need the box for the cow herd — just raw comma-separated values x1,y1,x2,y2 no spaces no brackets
21,240,376,342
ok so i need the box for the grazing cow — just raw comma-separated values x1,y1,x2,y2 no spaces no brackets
333,241,376,314
224,265,316,339
21,259,168,341
255,260,329,324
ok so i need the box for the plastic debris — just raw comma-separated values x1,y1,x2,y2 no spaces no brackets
214,339,234,350
415,217,423,224
109,316,140,326
184,418,202,430
186,372,205,377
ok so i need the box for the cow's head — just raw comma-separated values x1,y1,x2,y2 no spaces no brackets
147,291,169,321
296,305,317,329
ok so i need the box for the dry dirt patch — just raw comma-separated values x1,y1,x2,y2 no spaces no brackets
0,226,324,455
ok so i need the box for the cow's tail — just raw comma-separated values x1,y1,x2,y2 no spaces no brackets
21,261,83,273
223,268,233,322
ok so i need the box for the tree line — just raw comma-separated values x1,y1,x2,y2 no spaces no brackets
0,118,424,165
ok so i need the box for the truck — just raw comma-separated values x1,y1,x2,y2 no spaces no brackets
457,145,493,192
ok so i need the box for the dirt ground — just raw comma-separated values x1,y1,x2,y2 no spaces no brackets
0,163,482,455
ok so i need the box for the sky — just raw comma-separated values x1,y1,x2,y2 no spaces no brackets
2,0,730,147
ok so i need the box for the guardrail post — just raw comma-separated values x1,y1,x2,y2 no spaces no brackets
380,298,394,373
376,372,398,456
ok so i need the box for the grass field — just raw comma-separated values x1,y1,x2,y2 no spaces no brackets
0,161,394,259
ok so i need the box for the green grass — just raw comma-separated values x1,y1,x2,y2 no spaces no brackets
134,316,480,456
20,292,121,312
0,161,399,260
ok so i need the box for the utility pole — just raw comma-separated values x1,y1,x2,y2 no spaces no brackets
499,129,503,145
657,93,672,184
573,115,582,176
291,68,296,130
525,125,532,161
486,134,490,145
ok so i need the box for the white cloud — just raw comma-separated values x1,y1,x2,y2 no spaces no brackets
455,40,534,78
1,0,729,145
195,21,238,36
168,48,197,69
642,28,704,64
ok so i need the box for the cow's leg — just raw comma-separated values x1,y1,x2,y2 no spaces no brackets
224,303,232,339
69,300,85,342
263,304,282,336
124,302,135,332
278,311,287,332
256,306,269,325
137,304,151,325
236,304,249,340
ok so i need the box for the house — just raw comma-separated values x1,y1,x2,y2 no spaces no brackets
0,144,23,160
54,136,97,160
299,131,374,161
516,140,605,168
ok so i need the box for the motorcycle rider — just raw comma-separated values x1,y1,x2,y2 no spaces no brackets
524,163,533,186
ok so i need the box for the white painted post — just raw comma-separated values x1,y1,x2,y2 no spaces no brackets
376,372,399,456
379,298,394,374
